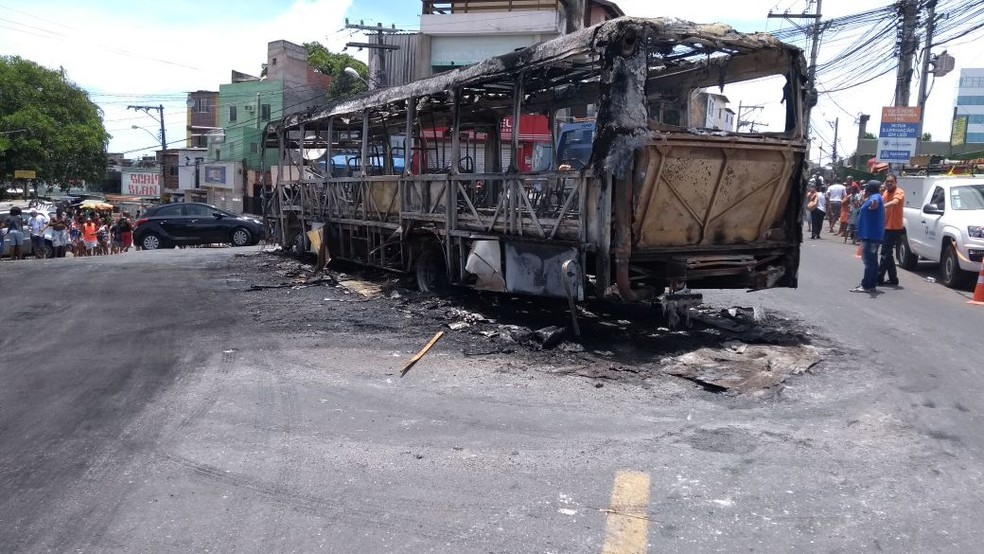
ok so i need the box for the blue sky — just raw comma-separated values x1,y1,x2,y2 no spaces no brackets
0,0,978,160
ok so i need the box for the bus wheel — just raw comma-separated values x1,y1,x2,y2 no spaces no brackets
415,245,447,293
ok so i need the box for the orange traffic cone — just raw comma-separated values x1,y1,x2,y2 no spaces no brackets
854,243,862,259
969,260,984,305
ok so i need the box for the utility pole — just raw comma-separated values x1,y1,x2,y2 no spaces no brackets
127,104,167,203
855,113,870,170
914,0,956,158
345,19,407,89
894,0,920,107
916,0,937,115
768,0,823,134
737,102,764,132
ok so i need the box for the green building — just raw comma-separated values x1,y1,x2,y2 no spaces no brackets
208,40,331,172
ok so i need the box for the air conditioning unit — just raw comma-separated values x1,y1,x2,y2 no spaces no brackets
244,105,254,112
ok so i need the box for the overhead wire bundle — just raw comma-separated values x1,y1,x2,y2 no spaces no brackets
771,0,984,96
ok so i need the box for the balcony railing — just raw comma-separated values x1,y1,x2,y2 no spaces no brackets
422,0,560,14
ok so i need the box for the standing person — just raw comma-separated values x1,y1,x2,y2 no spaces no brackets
118,213,133,253
851,181,886,293
69,216,82,256
46,213,70,258
810,184,827,239
110,217,122,254
805,184,818,232
96,217,110,255
825,181,847,233
838,194,851,240
81,217,98,256
847,183,862,244
27,209,48,258
5,206,26,260
877,174,905,287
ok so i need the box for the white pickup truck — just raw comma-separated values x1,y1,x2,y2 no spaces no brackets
896,176,984,288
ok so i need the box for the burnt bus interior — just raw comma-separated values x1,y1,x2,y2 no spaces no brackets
265,17,809,302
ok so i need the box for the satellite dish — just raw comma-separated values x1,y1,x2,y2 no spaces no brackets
186,98,195,108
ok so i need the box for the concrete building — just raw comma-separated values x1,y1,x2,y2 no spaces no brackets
956,68,984,145
186,90,219,148
369,0,624,85
190,40,330,213
690,92,735,131
203,40,330,172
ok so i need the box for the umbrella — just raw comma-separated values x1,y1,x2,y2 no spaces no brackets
79,199,114,211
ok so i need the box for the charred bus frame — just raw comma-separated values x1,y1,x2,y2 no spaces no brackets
265,17,810,304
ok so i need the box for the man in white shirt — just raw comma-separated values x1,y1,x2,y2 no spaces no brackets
825,182,847,234
27,210,48,258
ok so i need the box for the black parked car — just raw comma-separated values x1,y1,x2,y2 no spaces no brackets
133,202,264,250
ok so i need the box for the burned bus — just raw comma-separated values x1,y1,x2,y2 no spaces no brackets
264,17,810,306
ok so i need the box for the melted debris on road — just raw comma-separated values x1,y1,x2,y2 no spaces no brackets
229,251,826,397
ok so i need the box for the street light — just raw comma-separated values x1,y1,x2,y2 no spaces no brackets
344,66,370,88
131,124,159,144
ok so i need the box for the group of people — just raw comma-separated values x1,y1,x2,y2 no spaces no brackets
4,206,135,260
805,178,871,242
806,174,906,293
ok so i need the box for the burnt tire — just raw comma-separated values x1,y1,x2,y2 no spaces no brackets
897,232,918,271
414,246,447,293
940,244,973,289
231,227,252,247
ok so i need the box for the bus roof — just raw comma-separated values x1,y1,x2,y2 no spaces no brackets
273,16,803,132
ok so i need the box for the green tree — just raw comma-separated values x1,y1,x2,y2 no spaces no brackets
921,132,932,141
0,56,109,187
863,132,876,139
303,42,369,102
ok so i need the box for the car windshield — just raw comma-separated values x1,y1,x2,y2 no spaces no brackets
950,185,984,210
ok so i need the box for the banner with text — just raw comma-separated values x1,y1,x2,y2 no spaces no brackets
122,171,161,197
876,106,921,163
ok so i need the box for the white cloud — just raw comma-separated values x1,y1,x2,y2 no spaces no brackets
0,0,354,155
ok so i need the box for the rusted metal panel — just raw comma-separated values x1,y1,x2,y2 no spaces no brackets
632,137,805,249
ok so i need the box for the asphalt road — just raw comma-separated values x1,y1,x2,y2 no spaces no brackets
0,239,982,553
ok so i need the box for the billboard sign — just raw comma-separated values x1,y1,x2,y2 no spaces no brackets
203,165,228,186
877,106,921,163
951,115,968,147
122,171,161,197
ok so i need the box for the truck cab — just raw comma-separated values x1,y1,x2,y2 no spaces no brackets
898,176,984,288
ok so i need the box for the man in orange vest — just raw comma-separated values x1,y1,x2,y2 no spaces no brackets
877,174,905,287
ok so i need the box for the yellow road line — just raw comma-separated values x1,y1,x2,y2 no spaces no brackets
601,470,651,554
